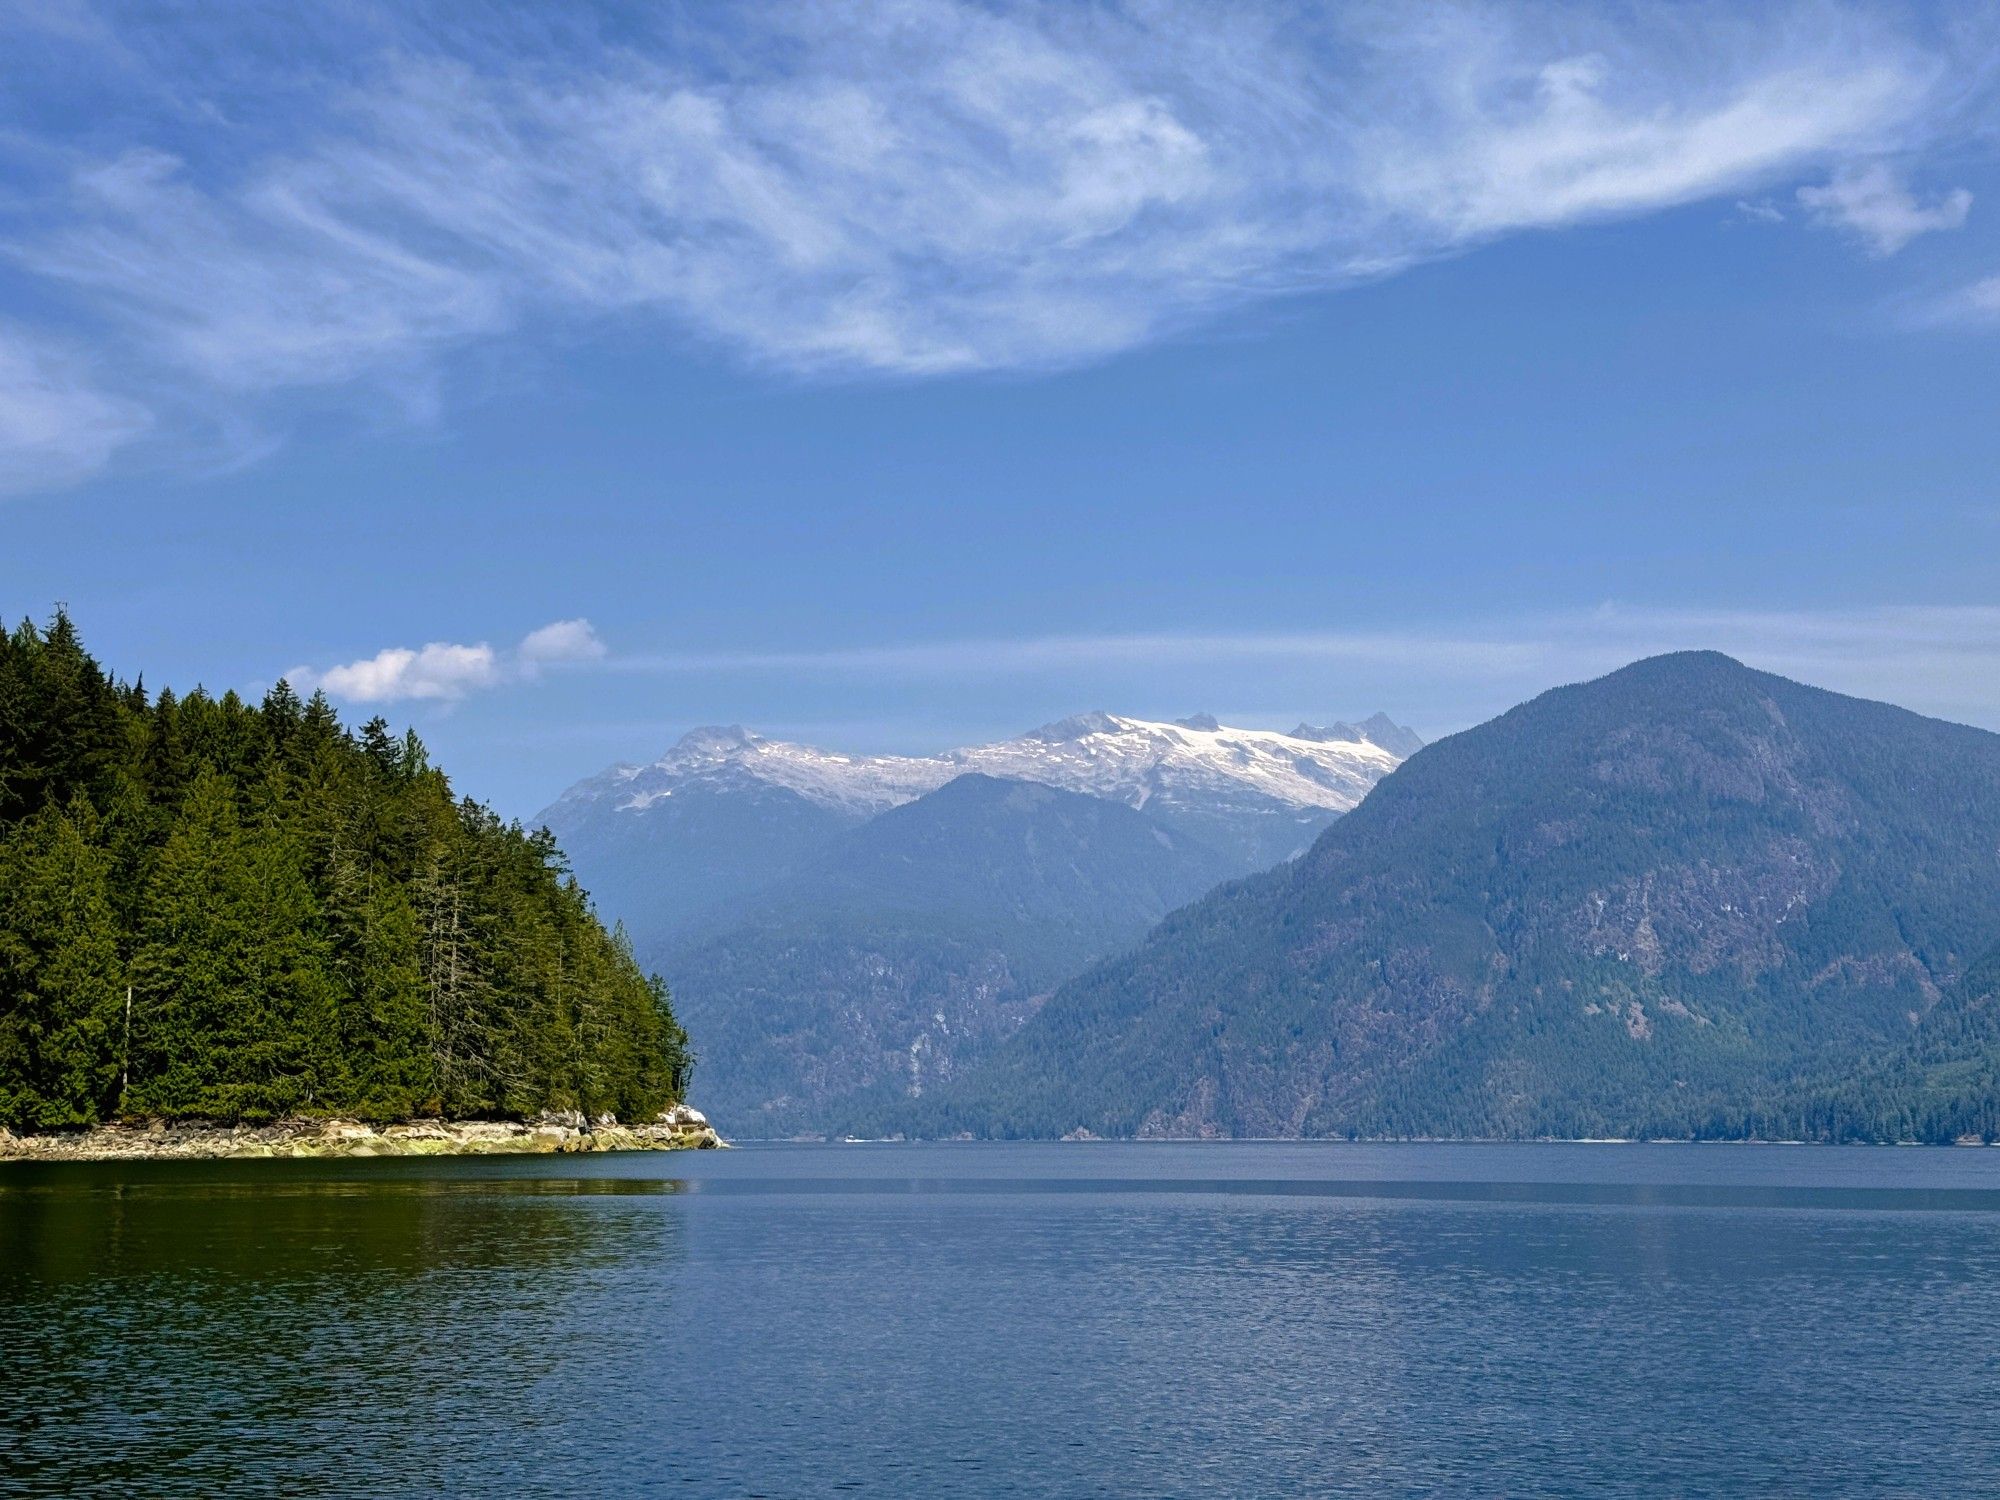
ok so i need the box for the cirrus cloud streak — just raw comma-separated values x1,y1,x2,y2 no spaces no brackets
608,604,2000,734
0,0,1985,492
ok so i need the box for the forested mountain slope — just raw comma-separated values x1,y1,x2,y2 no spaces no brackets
0,613,691,1129
1797,942,2000,1142
888,653,2000,1142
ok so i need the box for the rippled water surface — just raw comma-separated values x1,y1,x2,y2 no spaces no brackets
7,1141,2000,1497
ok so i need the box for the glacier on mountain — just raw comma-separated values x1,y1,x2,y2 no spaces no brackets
543,711,1418,826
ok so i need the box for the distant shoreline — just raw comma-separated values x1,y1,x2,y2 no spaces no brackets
772,1134,1999,1148
0,1107,724,1162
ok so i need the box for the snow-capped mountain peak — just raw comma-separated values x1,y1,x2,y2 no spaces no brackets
543,711,1421,831
533,710,1426,954
1024,711,1126,743
953,713,1405,816
605,727,943,816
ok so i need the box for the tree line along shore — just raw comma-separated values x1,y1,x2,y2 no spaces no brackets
0,611,698,1145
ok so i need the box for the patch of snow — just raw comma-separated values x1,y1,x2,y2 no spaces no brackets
544,713,1419,824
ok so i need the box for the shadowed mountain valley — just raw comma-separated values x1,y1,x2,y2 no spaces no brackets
541,713,1418,1134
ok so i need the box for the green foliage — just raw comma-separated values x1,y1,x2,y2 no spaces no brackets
0,797,126,1126
0,611,692,1128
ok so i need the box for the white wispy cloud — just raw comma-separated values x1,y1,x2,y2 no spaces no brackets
1920,270,2000,325
288,617,606,704
606,605,2000,731
612,630,1546,677
0,0,1981,491
32,147,508,395
0,324,151,495
1798,162,1972,255
518,617,609,670
1734,198,1788,224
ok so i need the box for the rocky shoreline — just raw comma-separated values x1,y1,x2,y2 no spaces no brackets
0,1105,725,1161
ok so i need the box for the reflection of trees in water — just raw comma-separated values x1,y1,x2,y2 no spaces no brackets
1,1170,690,1496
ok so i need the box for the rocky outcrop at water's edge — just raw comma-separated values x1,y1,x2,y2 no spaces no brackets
0,1105,725,1161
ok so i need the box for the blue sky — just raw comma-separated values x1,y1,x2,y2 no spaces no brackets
4,1,2000,816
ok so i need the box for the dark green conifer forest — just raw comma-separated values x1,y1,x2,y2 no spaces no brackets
0,612,692,1129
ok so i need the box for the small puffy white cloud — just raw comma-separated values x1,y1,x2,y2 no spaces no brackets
289,618,607,703
292,641,500,703
519,618,607,669
1798,163,1971,256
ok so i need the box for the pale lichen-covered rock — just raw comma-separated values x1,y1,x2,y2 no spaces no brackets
0,1111,726,1162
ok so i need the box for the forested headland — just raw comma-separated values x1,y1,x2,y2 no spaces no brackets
0,611,692,1131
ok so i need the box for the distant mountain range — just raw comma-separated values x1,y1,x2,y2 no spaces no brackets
872,653,2000,1143
538,712,1420,1131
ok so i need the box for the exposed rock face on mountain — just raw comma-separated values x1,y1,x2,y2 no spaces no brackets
1291,712,1427,760
883,654,2000,1143
536,712,1419,1134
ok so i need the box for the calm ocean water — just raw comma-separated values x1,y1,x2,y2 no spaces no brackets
6,1141,2000,1497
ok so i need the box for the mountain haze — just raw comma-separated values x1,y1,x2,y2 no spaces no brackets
538,712,1413,937
669,774,1244,1130
882,654,2000,1143
538,711,1419,1133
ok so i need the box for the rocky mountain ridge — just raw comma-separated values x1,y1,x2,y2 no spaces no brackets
866,654,2000,1143
547,710,1411,824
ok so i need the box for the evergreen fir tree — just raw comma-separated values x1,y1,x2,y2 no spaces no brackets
128,769,342,1120
0,798,126,1126
346,881,433,1120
